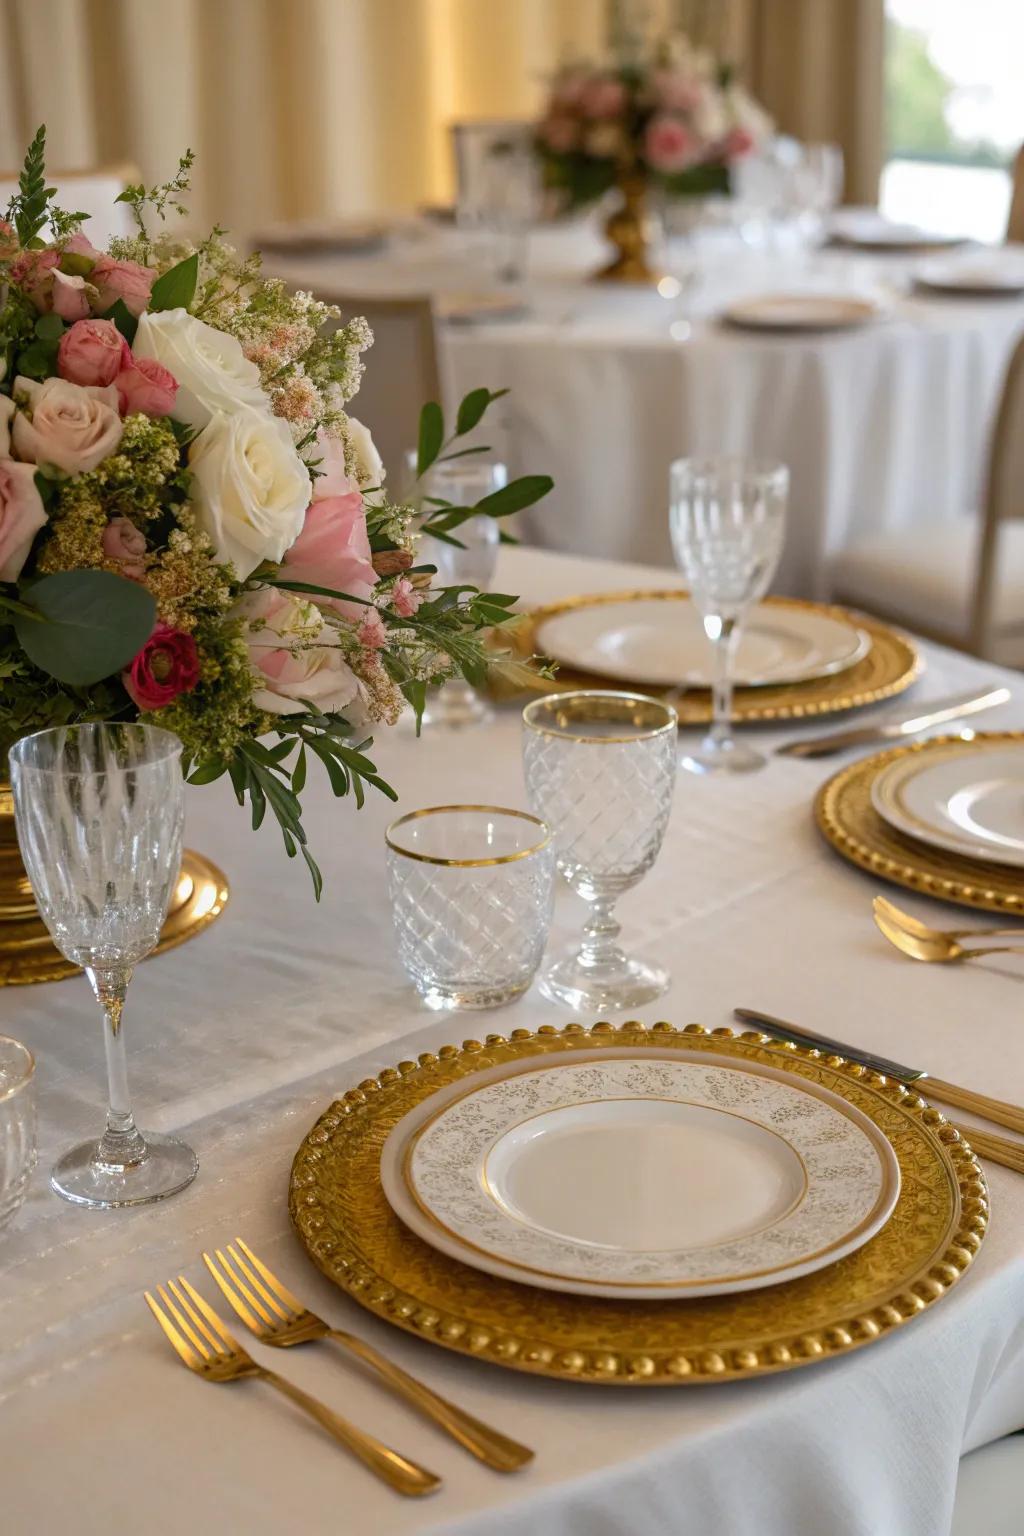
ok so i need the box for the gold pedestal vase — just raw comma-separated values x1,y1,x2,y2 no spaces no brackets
0,783,230,985
594,173,663,285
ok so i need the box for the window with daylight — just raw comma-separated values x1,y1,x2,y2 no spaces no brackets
881,0,1024,242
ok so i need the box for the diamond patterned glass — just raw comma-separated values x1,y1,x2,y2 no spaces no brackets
8,723,197,1209
386,806,554,1010
522,691,678,1011
0,1036,35,1231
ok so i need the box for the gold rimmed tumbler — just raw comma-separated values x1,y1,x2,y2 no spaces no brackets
522,691,678,1011
386,805,555,1010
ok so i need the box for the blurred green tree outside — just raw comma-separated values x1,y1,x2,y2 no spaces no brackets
885,18,1007,167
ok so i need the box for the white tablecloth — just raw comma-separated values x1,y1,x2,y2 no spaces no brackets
265,223,1024,597
2,546,1024,1536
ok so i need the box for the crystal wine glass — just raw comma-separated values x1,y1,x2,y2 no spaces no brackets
8,723,197,1208
414,458,505,729
669,457,788,775
522,691,678,1011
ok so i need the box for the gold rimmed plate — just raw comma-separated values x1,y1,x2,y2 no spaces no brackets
289,1021,985,1387
379,1051,900,1300
501,592,920,724
817,732,1024,913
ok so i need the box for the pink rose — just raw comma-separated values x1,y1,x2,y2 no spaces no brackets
581,76,626,119
651,69,702,113
233,585,360,716
90,256,155,318
51,270,91,322
540,115,579,155
10,248,60,310
58,318,132,388
391,576,422,618
0,220,20,261
0,458,48,582
116,356,178,417
281,492,377,620
723,126,756,160
644,114,699,174
357,608,388,649
102,516,147,579
123,622,200,710
64,230,101,262
309,429,358,500
11,375,123,474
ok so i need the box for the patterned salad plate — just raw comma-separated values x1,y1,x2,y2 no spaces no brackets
379,1052,900,1299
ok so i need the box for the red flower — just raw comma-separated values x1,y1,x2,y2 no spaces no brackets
123,623,200,710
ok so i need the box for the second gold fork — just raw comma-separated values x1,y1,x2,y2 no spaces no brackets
203,1239,533,1473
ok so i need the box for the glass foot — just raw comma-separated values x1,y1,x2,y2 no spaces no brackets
417,978,531,1011
420,687,495,731
51,1131,198,1209
680,734,765,775
539,952,670,1012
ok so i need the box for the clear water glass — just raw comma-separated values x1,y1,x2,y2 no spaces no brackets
669,458,788,775
0,1036,36,1230
386,805,554,1010
8,723,197,1209
413,458,506,729
522,691,678,1012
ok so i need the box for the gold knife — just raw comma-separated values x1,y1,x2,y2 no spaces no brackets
775,685,1010,758
733,1006,1024,1137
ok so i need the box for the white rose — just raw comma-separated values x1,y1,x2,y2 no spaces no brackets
188,408,311,579
233,585,360,716
133,308,269,431
346,416,385,490
693,89,728,143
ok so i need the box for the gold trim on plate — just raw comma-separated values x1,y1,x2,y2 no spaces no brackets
502,592,921,724
289,1021,986,1387
816,731,1024,914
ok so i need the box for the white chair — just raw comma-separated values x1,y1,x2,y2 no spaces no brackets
951,1434,1024,1535
0,164,138,246
317,293,441,491
829,330,1024,664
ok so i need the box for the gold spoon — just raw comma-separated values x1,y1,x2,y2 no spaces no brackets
874,906,1024,964
873,895,1024,944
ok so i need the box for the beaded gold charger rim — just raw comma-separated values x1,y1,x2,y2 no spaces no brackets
289,1021,986,1387
504,592,921,723
815,730,1024,914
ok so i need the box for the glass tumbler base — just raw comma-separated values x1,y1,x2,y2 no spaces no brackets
51,1131,198,1209
418,978,531,1011
680,735,765,775
539,954,670,1012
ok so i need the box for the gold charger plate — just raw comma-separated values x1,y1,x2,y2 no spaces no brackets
289,1021,986,1387
816,731,1024,914
498,592,920,723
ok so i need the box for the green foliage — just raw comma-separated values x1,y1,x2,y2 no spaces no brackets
417,400,444,476
885,19,1008,168
14,570,156,686
148,252,199,313
456,386,507,436
105,299,138,344
10,125,52,248
114,151,196,252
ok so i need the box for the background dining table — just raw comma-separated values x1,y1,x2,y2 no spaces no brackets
2,545,1024,1536
263,219,1024,598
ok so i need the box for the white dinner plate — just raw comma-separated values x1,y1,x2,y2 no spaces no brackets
722,293,888,333
915,260,1024,300
829,212,966,253
437,292,529,325
535,596,870,688
379,1049,900,1300
872,740,1024,869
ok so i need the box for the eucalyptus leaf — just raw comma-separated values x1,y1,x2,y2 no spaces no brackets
14,570,157,685
455,387,493,437
474,474,554,519
417,400,444,476
34,313,64,341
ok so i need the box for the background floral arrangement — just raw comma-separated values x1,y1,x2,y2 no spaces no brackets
0,128,551,894
537,35,771,207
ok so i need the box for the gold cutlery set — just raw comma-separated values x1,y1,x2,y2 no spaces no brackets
146,1237,532,1497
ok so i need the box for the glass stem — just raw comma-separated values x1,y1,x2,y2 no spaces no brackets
579,895,626,975
708,617,737,750
86,966,147,1169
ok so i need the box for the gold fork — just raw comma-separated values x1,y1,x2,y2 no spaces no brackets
873,895,1024,944
203,1239,533,1473
145,1277,440,1497
874,907,1024,965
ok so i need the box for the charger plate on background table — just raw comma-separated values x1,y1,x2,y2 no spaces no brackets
502,592,920,723
816,732,1024,914
289,1021,985,1387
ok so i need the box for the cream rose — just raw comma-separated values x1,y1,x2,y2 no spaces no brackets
11,376,123,474
188,408,311,579
133,308,269,431
346,416,385,491
233,585,360,716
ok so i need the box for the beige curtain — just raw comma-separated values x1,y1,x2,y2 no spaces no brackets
0,0,606,240
724,0,886,206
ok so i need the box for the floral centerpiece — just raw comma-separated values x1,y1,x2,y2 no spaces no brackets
0,128,550,908
536,35,771,281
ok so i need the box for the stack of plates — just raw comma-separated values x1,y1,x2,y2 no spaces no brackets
289,1023,986,1386
722,294,889,333
915,259,1024,300
829,210,966,254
